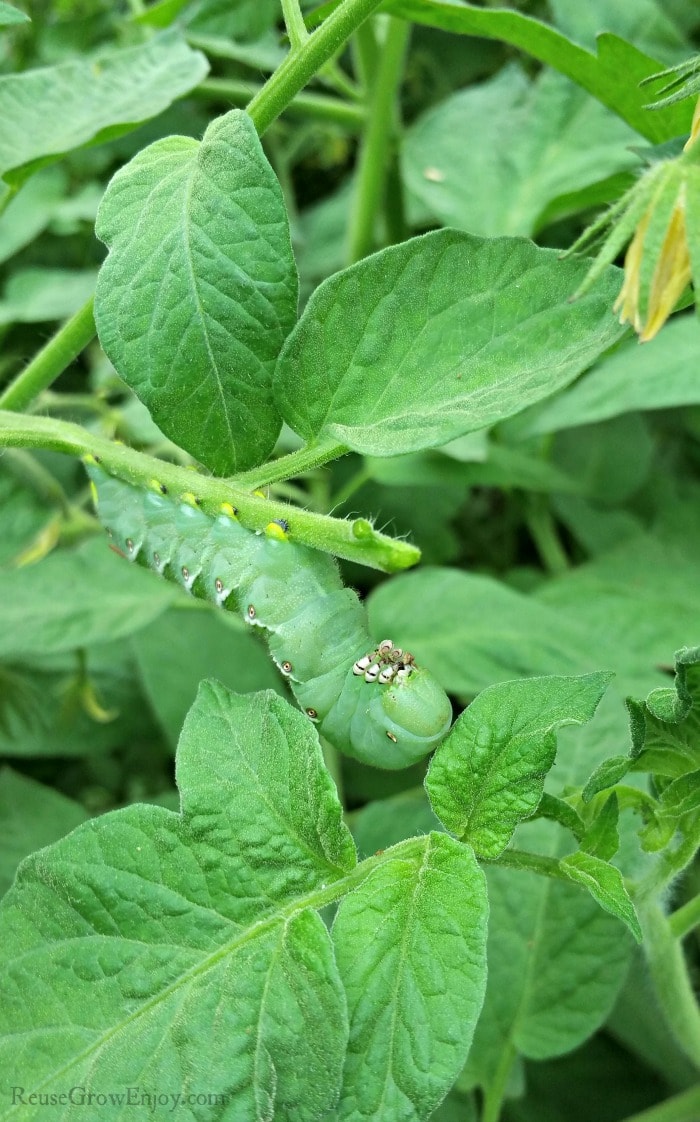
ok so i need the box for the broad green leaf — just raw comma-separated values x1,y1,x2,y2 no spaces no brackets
426,673,612,857
462,820,633,1090
332,833,488,1122
550,414,654,506
403,67,637,237
0,687,354,1119
0,167,67,265
548,0,689,62
0,267,97,324
0,2,28,26
385,0,691,141
0,539,177,658
513,316,700,436
559,851,642,941
95,109,298,475
0,31,208,200
0,768,87,896
536,535,700,673
132,606,282,747
368,568,612,696
275,231,624,456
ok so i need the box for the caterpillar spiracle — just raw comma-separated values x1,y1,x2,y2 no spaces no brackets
86,462,453,769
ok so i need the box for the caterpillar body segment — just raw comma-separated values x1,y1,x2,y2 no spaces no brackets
87,464,452,769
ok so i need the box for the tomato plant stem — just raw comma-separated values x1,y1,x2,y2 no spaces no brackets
348,16,411,263
0,297,95,412
247,0,386,135
281,0,310,51
0,411,419,572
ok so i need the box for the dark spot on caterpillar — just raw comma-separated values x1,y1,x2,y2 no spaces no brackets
93,455,102,464
306,708,318,720
274,519,289,533
281,661,292,674
215,578,224,594
159,483,167,495
194,497,202,506
233,507,239,516
125,538,134,553
247,604,256,620
182,566,189,581
386,731,397,743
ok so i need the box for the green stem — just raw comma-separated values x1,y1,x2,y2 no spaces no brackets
669,892,700,940
0,412,420,573
247,0,386,134
0,297,95,412
618,1087,700,1122
281,0,310,50
484,848,572,883
347,16,411,262
639,897,700,1069
524,494,570,576
196,78,366,128
233,437,350,488
481,1041,516,1122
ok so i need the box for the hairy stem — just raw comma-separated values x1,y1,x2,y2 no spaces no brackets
639,897,700,1068
197,77,366,128
0,297,95,412
0,412,419,573
247,0,386,134
481,1041,516,1122
484,848,572,882
348,16,411,262
233,437,350,488
669,891,700,940
281,0,310,50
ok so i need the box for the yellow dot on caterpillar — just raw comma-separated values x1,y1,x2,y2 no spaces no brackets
386,731,398,743
220,502,238,519
281,661,292,674
181,491,199,508
247,605,256,619
215,578,224,594
182,566,189,581
306,708,318,720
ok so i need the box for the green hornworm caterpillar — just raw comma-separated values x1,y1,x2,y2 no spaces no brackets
86,461,453,769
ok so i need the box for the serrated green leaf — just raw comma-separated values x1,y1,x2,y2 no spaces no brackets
0,768,88,897
463,819,633,1089
426,673,612,857
559,850,641,941
403,67,637,238
0,31,208,200
95,109,298,475
581,792,620,859
332,833,488,1122
0,539,177,659
548,0,689,61
385,0,692,142
275,230,625,457
0,687,353,1119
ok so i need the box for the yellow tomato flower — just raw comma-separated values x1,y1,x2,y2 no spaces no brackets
568,96,700,342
